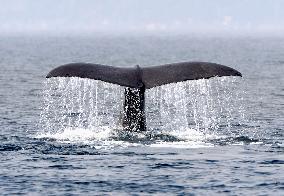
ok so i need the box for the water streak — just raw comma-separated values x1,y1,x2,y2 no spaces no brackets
39,77,247,144
40,77,125,135
145,77,247,137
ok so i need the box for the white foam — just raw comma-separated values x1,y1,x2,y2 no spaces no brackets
149,141,214,148
35,127,143,149
36,126,112,142
169,128,221,141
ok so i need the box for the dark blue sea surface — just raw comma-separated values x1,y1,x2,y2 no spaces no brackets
0,36,283,195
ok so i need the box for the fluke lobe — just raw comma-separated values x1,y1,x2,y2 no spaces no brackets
46,62,242,132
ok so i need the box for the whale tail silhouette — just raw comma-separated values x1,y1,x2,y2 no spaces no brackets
46,62,242,132
46,62,242,88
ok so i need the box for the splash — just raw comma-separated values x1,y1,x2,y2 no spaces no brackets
145,77,246,135
37,127,113,141
35,127,141,149
39,76,249,148
40,77,124,134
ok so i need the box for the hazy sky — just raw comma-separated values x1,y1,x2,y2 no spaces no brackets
0,0,284,36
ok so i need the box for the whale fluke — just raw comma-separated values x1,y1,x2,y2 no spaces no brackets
46,62,242,132
46,62,241,89
46,63,141,88
142,62,242,88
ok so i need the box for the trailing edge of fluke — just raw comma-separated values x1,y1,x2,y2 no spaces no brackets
46,62,242,132
46,62,242,89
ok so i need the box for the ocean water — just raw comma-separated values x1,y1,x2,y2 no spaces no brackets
0,36,283,195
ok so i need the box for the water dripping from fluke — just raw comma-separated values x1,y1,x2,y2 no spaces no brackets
38,62,253,148
38,76,250,148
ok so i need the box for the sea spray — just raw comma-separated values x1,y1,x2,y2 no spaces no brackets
39,76,248,143
40,77,125,135
145,77,246,136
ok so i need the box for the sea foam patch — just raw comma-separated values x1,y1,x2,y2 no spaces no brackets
35,127,141,149
36,127,113,142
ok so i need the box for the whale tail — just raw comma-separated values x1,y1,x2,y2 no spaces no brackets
46,62,242,132
46,62,242,89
